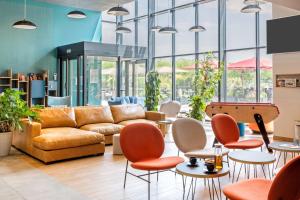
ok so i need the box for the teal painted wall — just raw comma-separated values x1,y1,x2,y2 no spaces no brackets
0,0,101,77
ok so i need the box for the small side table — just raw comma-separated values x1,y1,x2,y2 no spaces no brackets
269,141,300,168
228,151,275,182
176,162,229,200
156,120,173,136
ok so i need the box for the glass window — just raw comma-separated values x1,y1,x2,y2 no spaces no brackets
122,21,135,46
226,0,256,49
155,13,172,57
175,55,195,106
135,61,146,97
102,10,116,22
198,1,218,52
102,22,116,44
155,57,172,103
138,18,148,47
101,60,117,104
175,0,195,7
259,2,272,46
156,0,171,12
138,0,148,16
226,50,256,102
260,48,272,103
175,6,195,55
123,1,135,20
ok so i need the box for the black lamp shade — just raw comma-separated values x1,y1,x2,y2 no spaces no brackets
241,4,261,13
67,10,87,19
189,25,206,32
116,26,132,33
107,6,129,16
12,19,37,30
151,25,162,32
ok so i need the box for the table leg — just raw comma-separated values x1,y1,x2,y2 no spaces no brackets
211,179,220,200
232,161,236,183
261,165,267,179
236,163,243,182
207,178,212,200
275,151,282,169
182,175,186,200
217,178,222,200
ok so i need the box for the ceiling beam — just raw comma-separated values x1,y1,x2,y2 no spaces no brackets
265,0,300,11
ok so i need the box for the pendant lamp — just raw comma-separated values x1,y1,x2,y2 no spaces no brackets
67,10,87,19
107,0,129,16
12,0,37,30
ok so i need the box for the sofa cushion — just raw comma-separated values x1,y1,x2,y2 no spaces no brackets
118,119,157,127
110,104,146,123
74,106,114,127
80,123,124,136
37,107,77,129
33,128,104,151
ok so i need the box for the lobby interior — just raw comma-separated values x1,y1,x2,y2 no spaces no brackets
0,0,300,200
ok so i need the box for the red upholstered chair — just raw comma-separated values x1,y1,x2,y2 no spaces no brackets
120,123,184,200
223,155,300,200
211,114,263,150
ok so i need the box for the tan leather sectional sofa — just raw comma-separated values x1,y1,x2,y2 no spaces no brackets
12,104,165,163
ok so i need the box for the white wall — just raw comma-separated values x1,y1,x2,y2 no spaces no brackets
273,5,300,139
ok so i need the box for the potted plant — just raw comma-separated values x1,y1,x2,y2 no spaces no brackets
145,70,161,111
0,89,38,156
189,53,224,121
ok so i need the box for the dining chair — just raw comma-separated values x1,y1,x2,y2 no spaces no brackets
120,123,184,200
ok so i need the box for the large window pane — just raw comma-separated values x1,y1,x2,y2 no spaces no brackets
226,0,256,49
198,1,218,52
175,56,195,106
138,18,148,47
155,13,172,57
175,0,195,7
226,50,256,102
122,21,135,46
259,2,272,46
102,60,117,104
155,57,172,102
260,48,272,103
156,0,171,12
123,1,135,20
102,22,116,44
102,10,116,22
175,6,195,55
138,0,148,16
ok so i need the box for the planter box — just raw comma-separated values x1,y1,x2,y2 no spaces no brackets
0,132,12,156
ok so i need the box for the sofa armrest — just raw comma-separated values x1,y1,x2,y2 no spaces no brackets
145,111,166,121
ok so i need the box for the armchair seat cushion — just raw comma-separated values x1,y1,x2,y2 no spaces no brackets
80,123,124,136
223,179,272,200
33,128,104,151
118,119,157,127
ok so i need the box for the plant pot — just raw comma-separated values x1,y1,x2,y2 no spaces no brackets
0,132,12,156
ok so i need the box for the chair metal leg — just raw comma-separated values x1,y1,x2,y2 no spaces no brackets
123,160,129,189
148,171,151,200
157,171,159,182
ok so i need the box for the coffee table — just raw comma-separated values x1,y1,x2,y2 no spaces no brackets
176,162,229,200
269,141,300,167
156,120,173,137
228,150,276,182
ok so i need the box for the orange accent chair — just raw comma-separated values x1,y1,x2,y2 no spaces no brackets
223,155,300,200
120,123,184,200
211,114,263,150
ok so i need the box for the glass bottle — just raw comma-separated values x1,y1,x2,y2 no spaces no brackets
214,144,223,170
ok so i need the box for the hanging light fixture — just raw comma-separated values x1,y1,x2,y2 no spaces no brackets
115,24,132,33
241,3,261,13
107,0,129,16
159,0,177,34
12,0,37,30
67,10,87,19
189,25,206,32
189,4,206,32
151,0,162,32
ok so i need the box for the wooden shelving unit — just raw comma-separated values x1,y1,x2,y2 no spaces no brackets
0,69,29,105
28,70,49,107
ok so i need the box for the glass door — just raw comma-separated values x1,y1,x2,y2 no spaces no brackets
60,57,83,106
86,56,117,105
121,60,146,97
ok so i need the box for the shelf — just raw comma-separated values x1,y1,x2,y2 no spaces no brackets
11,79,19,81
0,77,11,79
0,84,11,86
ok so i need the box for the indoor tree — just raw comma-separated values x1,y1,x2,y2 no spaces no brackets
145,70,161,111
189,53,223,121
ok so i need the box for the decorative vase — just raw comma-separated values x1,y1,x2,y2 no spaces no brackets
0,132,12,156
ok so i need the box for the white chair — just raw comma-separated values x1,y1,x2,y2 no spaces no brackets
159,100,181,121
172,118,229,159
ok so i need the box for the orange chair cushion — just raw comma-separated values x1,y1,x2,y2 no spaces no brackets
131,156,184,171
223,179,272,200
224,139,263,149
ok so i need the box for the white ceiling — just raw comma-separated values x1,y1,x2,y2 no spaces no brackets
35,0,134,11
